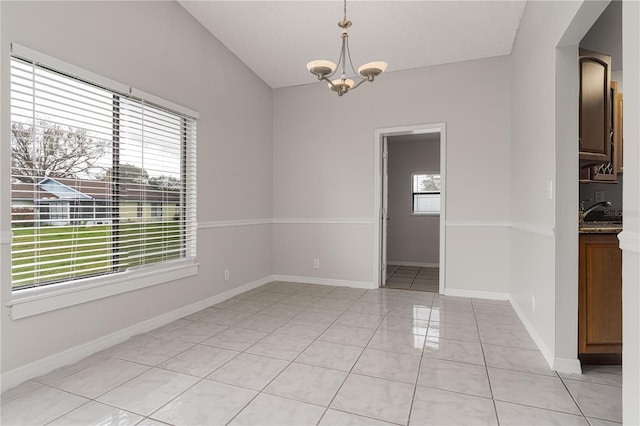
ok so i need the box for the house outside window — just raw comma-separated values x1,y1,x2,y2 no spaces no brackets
412,172,441,215
9,48,197,292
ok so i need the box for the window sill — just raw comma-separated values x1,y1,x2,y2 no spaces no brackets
7,260,199,320
411,213,441,217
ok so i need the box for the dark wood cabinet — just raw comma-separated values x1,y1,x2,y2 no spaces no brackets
579,49,612,166
587,81,623,181
579,233,622,358
614,87,623,173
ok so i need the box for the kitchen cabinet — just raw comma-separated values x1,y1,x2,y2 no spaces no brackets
578,233,622,359
614,87,623,172
579,49,612,167
587,81,623,181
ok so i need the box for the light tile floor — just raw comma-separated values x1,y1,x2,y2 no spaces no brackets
1,282,622,426
386,265,439,292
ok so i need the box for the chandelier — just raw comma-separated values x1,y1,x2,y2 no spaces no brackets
306,0,387,96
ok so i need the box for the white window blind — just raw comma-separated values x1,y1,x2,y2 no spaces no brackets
412,173,441,214
10,54,197,291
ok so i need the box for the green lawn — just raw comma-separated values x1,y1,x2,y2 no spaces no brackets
11,221,181,289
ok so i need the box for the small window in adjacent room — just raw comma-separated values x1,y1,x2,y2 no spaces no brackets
412,172,441,215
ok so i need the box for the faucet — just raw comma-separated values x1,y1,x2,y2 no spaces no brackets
580,200,612,223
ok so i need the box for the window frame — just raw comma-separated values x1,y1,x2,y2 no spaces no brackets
6,43,199,319
411,171,441,216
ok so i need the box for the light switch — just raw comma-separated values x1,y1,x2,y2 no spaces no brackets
547,180,553,200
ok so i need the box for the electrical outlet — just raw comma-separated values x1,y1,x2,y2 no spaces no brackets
224,269,230,281
532,295,536,313
313,259,320,269
595,190,605,202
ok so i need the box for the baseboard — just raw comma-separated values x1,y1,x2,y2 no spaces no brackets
388,261,439,268
508,295,555,370
443,288,509,300
442,291,579,374
0,275,273,392
272,274,376,290
618,231,640,253
553,357,582,374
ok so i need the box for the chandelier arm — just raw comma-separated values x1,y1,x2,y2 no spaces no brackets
336,36,347,77
349,77,369,91
320,75,339,90
344,36,360,77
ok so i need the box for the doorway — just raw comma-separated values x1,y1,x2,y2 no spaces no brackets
373,123,446,293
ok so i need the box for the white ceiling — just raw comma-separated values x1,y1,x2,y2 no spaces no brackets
178,1,527,89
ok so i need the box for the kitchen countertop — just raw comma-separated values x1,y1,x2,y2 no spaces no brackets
579,222,623,234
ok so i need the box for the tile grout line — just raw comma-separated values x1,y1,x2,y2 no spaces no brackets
226,282,368,426
470,298,501,425
11,279,616,426
52,282,299,425
405,306,431,426
39,350,186,424
141,333,258,423
224,282,356,425
314,289,395,425
41,398,92,426
472,298,595,424
556,372,592,422
386,265,440,292
315,287,429,425
138,292,296,423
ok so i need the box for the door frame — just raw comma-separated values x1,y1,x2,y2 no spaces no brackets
373,122,447,293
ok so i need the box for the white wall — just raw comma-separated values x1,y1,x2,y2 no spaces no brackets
512,2,640,420
273,56,512,294
387,138,440,265
513,4,640,413
510,0,586,365
621,1,640,423
0,1,273,376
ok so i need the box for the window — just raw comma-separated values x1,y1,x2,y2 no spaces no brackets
412,173,441,215
151,202,162,218
47,202,69,224
10,49,197,292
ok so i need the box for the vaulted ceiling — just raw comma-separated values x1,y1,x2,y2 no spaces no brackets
178,1,527,89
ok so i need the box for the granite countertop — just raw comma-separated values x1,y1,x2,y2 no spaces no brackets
579,222,623,234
